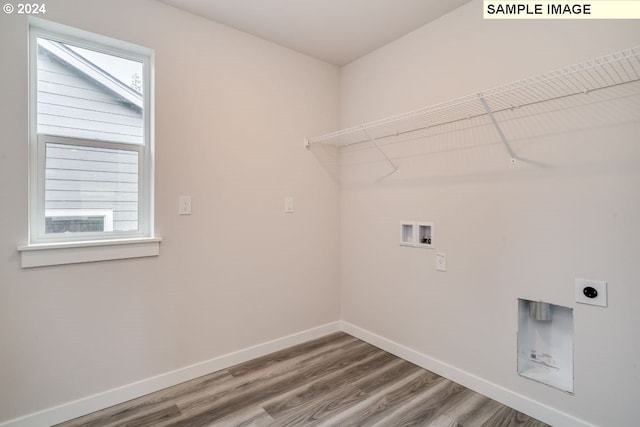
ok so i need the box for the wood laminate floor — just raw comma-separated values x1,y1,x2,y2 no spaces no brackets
56,332,550,427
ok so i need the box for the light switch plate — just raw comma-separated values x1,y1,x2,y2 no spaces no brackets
575,278,607,307
284,197,294,213
179,196,191,215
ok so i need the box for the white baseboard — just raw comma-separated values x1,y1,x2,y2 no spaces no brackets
0,321,341,427
340,321,594,427
1,320,593,427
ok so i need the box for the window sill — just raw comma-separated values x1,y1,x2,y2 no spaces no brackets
17,237,162,268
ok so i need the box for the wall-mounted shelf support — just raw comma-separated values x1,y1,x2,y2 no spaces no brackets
479,94,518,164
362,129,399,174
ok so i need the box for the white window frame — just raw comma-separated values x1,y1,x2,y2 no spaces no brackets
19,18,160,267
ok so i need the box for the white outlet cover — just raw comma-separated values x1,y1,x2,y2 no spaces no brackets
436,252,446,272
575,278,607,307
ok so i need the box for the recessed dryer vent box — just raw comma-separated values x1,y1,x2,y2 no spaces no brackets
517,299,574,394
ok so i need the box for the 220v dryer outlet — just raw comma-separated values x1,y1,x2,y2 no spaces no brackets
575,278,607,307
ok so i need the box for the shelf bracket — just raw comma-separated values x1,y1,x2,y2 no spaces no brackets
479,95,517,163
362,129,399,173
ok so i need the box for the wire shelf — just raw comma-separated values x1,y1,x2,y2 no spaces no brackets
306,46,640,154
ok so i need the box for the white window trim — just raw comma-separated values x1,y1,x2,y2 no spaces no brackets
18,238,162,268
21,17,159,267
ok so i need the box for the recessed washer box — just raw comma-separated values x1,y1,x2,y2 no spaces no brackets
416,222,434,248
399,222,434,248
517,299,574,394
400,222,415,246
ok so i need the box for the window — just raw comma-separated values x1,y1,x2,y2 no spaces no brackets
20,18,159,267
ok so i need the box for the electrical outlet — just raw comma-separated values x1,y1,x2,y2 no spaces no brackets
575,278,607,307
436,253,446,272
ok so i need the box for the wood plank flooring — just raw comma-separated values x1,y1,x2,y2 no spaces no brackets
56,332,549,427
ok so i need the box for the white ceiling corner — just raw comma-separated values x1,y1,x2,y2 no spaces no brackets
157,0,471,66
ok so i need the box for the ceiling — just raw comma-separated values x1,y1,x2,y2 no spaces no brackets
158,0,471,66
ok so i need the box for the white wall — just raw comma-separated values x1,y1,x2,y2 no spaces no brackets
2,1,639,425
340,1,640,426
0,0,340,422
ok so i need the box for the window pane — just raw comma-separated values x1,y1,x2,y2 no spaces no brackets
45,143,139,234
36,37,144,144
45,216,105,233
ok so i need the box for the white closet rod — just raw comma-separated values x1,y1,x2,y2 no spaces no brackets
305,46,640,160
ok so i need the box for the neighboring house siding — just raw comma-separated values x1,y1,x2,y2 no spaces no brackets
45,143,139,231
37,46,143,144
38,44,142,232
